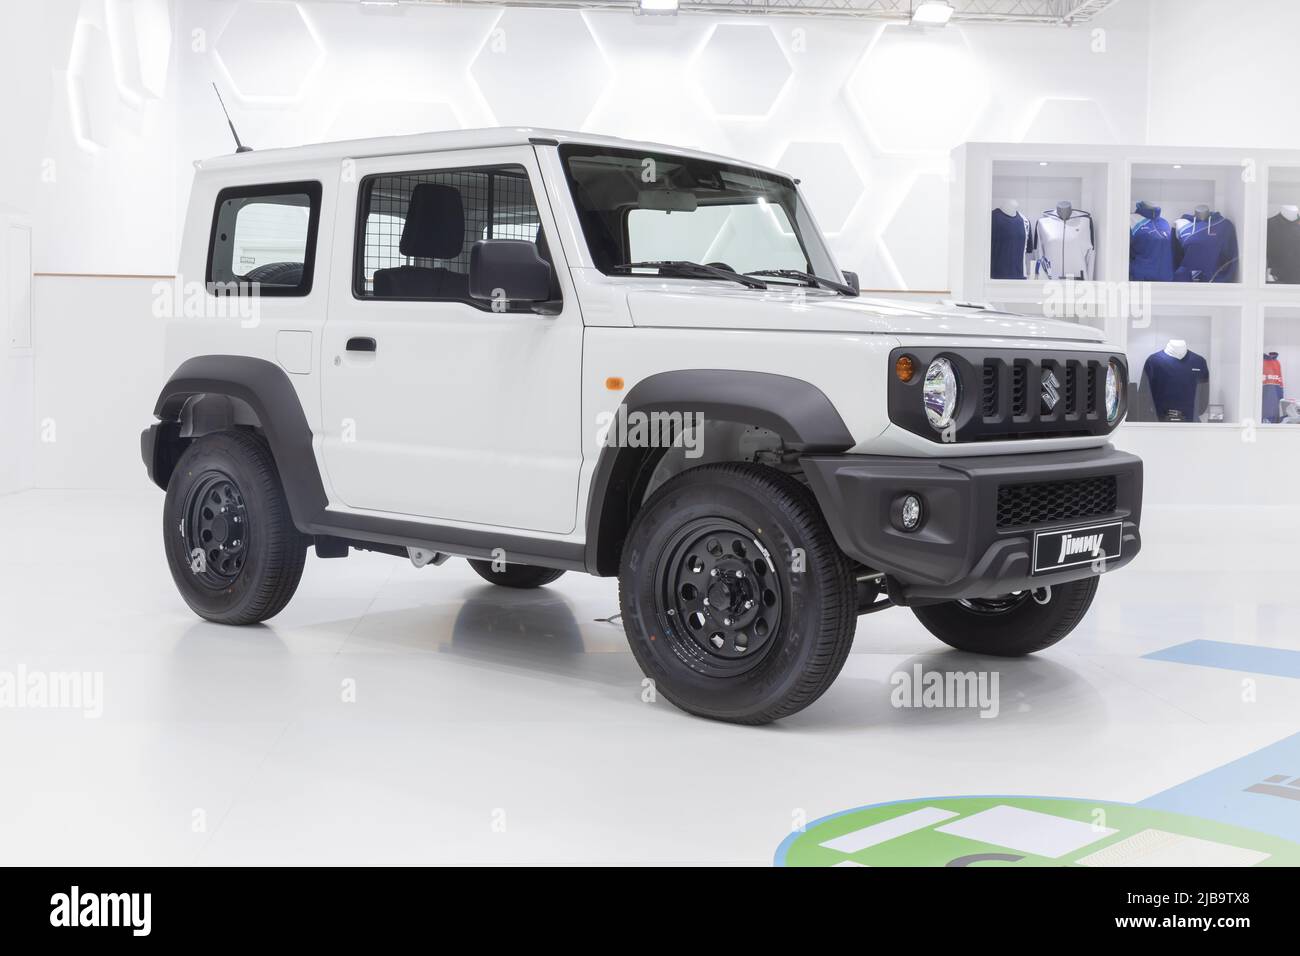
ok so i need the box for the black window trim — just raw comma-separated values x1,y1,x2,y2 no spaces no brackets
206,180,323,298
350,161,559,313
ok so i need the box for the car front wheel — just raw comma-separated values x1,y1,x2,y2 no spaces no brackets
163,431,308,625
619,462,857,724
911,577,1099,657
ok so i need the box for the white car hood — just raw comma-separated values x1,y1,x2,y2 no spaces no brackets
624,285,1105,343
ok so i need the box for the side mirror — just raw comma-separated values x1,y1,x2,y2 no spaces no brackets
842,270,860,294
469,239,554,307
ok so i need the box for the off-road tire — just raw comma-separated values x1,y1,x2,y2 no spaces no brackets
467,559,565,589
619,462,857,724
163,431,308,625
911,577,1099,657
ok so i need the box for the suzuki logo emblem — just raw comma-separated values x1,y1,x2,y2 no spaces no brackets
1041,369,1061,411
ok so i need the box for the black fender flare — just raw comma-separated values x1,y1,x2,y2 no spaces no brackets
149,355,328,528
583,369,855,575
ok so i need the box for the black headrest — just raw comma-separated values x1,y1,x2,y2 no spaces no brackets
400,183,464,259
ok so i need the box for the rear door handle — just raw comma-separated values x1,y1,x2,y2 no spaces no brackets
346,337,377,352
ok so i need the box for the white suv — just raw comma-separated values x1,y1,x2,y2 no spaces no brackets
142,128,1142,724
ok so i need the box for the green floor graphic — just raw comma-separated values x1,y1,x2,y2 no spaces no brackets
777,796,1300,867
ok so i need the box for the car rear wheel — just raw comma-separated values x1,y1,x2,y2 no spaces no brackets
467,559,565,589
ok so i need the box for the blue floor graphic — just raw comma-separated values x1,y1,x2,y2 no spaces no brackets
1138,639,1300,840
1139,730,1300,842
1143,639,1300,679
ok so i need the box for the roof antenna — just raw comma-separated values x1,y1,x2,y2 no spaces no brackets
212,83,252,153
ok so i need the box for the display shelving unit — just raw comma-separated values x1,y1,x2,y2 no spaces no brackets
949,142,1300,430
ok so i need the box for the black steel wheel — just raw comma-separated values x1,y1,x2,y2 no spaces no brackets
182,471,251,587
163,431,308,625
652,517,783,676
619,462,857,724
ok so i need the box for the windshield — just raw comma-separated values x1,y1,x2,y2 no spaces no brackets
559,144,840,284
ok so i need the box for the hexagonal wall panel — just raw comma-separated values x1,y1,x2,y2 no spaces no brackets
68,21,118,151
215,1,324,102
880,172,948,290
774,141,866,235
470,9,609,130
847,26,988,154
1021,97,1118,145
105,0,171,102
692,24,791,119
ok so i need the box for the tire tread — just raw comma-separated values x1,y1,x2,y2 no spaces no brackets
620,462,857,724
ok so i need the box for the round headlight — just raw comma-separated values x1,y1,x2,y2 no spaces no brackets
923,357,959,430
1105,360,1122,424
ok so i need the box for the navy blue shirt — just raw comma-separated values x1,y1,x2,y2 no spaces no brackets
990,208,1031,279
1130,202,1174,282
1142,349,1209,421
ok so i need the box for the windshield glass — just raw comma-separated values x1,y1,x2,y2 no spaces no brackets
559,143,839,283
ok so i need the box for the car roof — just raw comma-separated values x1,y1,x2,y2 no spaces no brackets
196,127,792,180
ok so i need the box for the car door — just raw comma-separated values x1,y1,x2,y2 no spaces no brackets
319,146,583,534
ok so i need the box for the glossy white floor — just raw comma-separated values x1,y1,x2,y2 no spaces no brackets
1,489,1298,865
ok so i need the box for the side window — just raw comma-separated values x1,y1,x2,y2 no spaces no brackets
354,164,550,308
207,181,321,296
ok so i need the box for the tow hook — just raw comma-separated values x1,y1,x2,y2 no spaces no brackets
1032,586,1052,605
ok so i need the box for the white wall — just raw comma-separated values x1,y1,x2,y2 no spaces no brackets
0,216,35,496
8,0,1296,497
175,0,1152,293
32,276,166,489
1146,0,1300,150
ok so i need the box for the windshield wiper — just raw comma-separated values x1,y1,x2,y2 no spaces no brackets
612,260,768,289
744,269,858,296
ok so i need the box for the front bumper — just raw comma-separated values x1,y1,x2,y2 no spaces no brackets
801,444,1142,603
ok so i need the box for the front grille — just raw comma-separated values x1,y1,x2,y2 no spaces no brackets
981,364,998,417
980,355,1108,437
1010,364,1028,417
887,347,1124,443
996,475,1118,529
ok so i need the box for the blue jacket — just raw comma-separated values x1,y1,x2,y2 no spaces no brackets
1130,202,1174,282
1174,211,1238,282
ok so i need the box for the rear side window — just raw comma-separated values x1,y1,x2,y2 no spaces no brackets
207,181,322,296
354,164,551,308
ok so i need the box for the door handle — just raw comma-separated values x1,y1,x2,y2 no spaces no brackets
346,337,377,352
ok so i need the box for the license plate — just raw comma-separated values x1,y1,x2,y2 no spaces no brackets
1031,521,1123,575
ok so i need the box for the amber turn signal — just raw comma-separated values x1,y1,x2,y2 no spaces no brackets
605,376,625,391
895,356,915,382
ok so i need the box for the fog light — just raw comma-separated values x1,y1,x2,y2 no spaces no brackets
901,494,922,530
